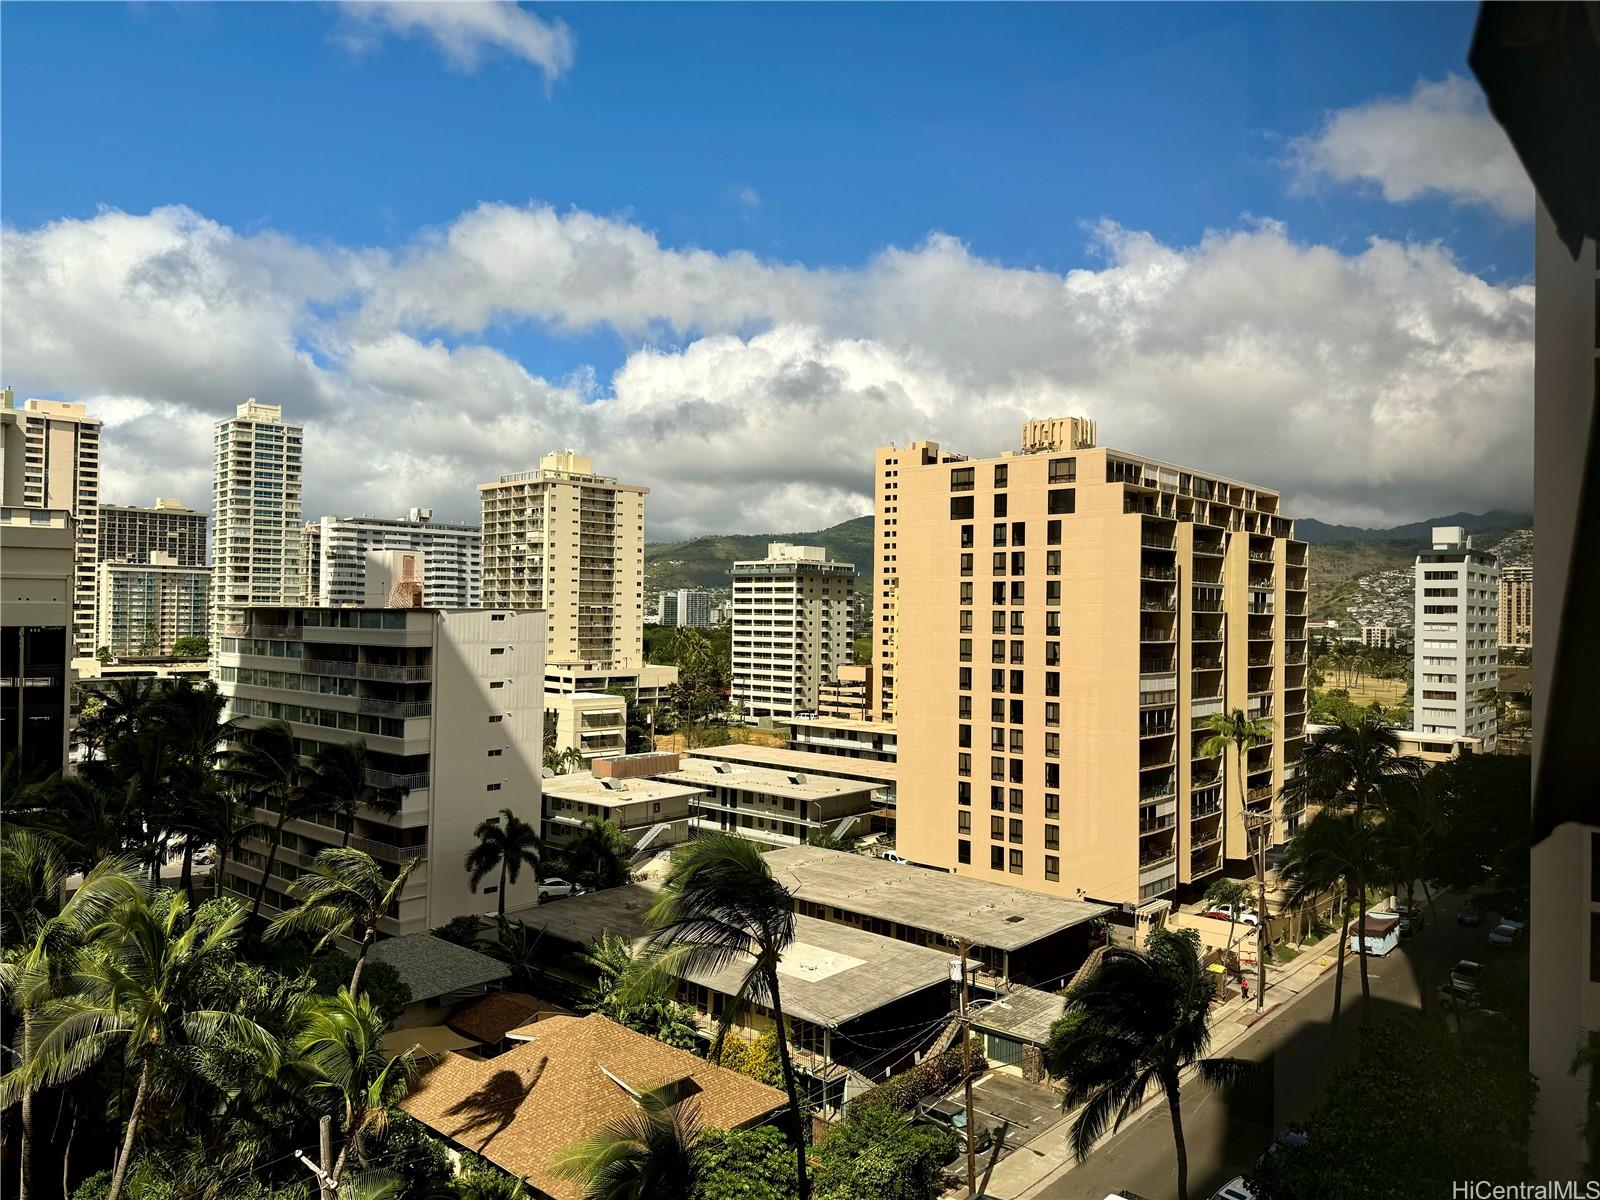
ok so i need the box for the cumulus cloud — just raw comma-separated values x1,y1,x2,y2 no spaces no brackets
339,1,575,81
1289,74,1532,219
0,202,1532,539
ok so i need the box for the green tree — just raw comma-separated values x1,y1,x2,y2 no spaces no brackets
552,1087,701,1200
714,1030,784,1088
1198,710,1275,1008
1044,928,1253,1200
692,1126,795,1200
1277,811,1369,1030
464,808,542,922
1423,753,1531,913
1202,877,1252,957
170,635,208,658
580,932,700,1051
813,1105,955,1200
267,846,423,995
478,917,546,991
151,681,240,901
224,721,327,929
643,834,810,1197
559,817,635,891
304,741,407,849
1572,1031,1600,1180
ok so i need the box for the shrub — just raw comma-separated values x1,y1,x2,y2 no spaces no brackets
431,914,486,948
715,1030,784,1087
815,1105,957,1200
692,1126,797,1200
849,1040,986,1118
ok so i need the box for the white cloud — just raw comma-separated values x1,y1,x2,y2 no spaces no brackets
0,202,1532,539
1289,74,1532,219
737,187,761,211
339,1,575,81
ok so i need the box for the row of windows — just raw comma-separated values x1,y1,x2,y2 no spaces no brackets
227,696,407,738
951,490,1076,521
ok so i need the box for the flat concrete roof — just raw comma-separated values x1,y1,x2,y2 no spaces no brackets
662,758,877,802
968,985,1067,1047
787,716,897,736
763,846,1113,953
542,771,706,808
691,744,898,785
520,883,952,1028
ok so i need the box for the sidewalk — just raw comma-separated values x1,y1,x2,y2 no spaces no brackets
951,925,1346,1200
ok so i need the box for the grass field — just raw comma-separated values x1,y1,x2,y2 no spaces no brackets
1328,677,1408,707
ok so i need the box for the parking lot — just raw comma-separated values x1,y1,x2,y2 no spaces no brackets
934,1070,1064,1169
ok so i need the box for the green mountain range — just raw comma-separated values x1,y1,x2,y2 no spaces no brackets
645,515,874,591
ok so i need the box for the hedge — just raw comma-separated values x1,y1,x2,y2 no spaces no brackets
849,1040,987,1117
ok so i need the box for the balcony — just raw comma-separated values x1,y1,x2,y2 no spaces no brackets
1140,719,1176,737
1140,813,1178,835
1139,782,1177,802
1141,625,1177,643
346,833,428,864
1140,751,1177,770
1193,539,1225,557
365,769,429,791
1140,598,1177,613
357,697,433,719
1191,795,1223,820
1140,689,1178,708
1140,655,1176,673
1248,550,1274,562
1190,827,1223,850
1245,784,1274,804
1141,534,1177,551
1192,655,1223,672
1139,848,1178,871
1140,564,1178,581
307,659,431,683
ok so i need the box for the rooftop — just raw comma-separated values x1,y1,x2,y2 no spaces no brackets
661,758,877,802
401,1014,785,1200
367,934,511,1003
691,743,898,784
967,985,1068,1047
447,991,568,1044
521,883,954,1027
786,715,898,737
542,771,706,808
763,846,1113,952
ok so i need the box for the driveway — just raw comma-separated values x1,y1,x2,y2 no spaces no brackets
939,1071,1064,1178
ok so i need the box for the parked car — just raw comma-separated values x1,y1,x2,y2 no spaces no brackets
1487,922,1522,947
1456,904,1483,927
1393,904,1425,935
881,850,910,865
1451,959,1484,987
539,878,579,902
917,1096,994,1156
1205,903,1261,926
1210,1178,1257,1200
1255,1129,1310,1170
1437,982,1501,1017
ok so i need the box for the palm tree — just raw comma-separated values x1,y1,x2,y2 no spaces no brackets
1280,715,1422,1010
98,677,160,744
1198,710,1275,1009
0,832,144,1200
1277,810,1369,1031
102,728,182,883
13,774,128,871
479,918,545,990
224,721,327,928
304,741,406,849
1201,877,1251,957
1044,928,1254,1200
186,785,267,902
465,808,542,922
293,988,418,1195
22,890,279,1200
642,833,809,1198
267,846,423,994
561,817,635,891
153,681,241,900
551,1087,701,1200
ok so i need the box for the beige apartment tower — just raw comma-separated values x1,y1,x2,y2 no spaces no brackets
878,418,1308,907
1498,564,1532,649
1,391,102,656
478,452,646,671
212,400,304,637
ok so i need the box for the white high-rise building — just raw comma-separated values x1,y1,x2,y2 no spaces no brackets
657,588,714,628
318,509,481,609
731,543,854,720
1413,526,1499,750
211,400,304,638
1,391,102,656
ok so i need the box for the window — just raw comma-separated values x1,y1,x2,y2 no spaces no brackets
1045,732,1060,758
1048,488,1076,515
950,496,974,519
1009,849,1024,874
1010,640,1025,665
1010,581,1025,604
993,552,1008,574
1012,551,1026,574
1047,519,1062,545
1046,580,1062,606
1009,759,1024,783
1012,521,1026,546
1045,792,1060,818
489,714,504,724
1045,611,1060,635
990,697,1006,722
1009,819,1024,843
1047,550,1061,575
1045,671,1061,697
1010,611,1025,634
486,782,502,792
960,638,973,663
994,494,1008,518
958,811,971,834
1009,787,1024,813
490,647,506,655
991,639,1006,664
990,815,1005,838
958,752,972,776
991,756,1005,780
1045,824,1060,849
993,523,1008,547
961,524,974,548
1045,642,1061,666
489,680,505,689
992,582,1006,604
1049,457,1076,483
960,610,973,632
958,840,972,865
951,466,975,491
1010,699,1024,723
991,668,1005,690
990,727,1005,751
487,748,503,757
1046,701,1060,726
958,724,972,747
960,553,973,576
993,464,1008,488
1008,728,1024,752
1044,763,1060,789
991,786,1004,810
958,781,971,806
959,695,972,719
960,582,973,604
1010,670,1024,693
959,667,972,690
991,846,1005,871
491,613,507,621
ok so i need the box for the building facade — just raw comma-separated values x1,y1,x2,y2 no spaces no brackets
1,393,102,656
95,555,210,657
479,452,646,671
817,663,871,719
98,498,207,568
1413,526,1499,750
1498,564,1533,649
319,509,481,609
212,400,304,638
1359,623,1398,650
0,507,74,779
730,543,854,720
656,588,714,628
216,605,546,932
879,418,1308,908
544,690,628,763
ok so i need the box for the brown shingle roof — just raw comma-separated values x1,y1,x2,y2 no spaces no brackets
400,1014,786,1199
447,992,567,1044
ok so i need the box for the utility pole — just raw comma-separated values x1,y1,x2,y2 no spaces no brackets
294,1146,337,1199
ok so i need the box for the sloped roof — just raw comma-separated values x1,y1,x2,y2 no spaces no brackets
367,934,511,1003
400,1013,786,1200
448,992,567,1044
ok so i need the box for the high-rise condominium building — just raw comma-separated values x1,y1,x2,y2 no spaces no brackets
1498,564,1533,649
877,417,1309,907
217,604,546,931
300,523,321,605
95,555,210,657
1413,527,1499,751
657,588,714,628
0,506,74,778
99,498,207,568
318,509,481,609
1,391,102,656
478,452,646,671
731,544,855,720
212,400,304,638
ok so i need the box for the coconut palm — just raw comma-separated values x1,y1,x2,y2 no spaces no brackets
266,846,423,994
12,774,129,871
1279,714,1422,1009
98,677,160,744
479,918,545,991
224,721,327,928
551,1086,701,1200
22,890,279,1200
464,808,542,922
1277,810,1370,1031
1044,928,1254,1200
304,741,407,849
152,681,241,898
1202,877,1252,957
561,817,635,891
1198,710,1275,1009
101,729,182,883
0,832,144,1200
642,833,809,1198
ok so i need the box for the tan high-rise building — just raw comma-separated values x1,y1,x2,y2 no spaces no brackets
98,498,207,568
1,391,102,656
1498,564,1532,649
878,418,1309,907
478,452,646,672
211,400,304,638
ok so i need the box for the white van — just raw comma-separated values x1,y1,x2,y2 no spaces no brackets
881,850,909,865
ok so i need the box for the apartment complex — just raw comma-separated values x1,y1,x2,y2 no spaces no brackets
0,392,102,656
95,555,210,656
479,452,646,671
544,690,628,763
660,754,879,848
216,605,546,931
730,543,854,720
1413,527,1499,750
0,507,75,778
818,663,871,719
212,400,304,638
98,498,207,568
655,588,714,628
877,417,1308,907
300,523,321,604
318,509,481,609
1359,623,1398,650
1498,564,1533,649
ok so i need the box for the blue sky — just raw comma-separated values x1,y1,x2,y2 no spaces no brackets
0,3,1534,534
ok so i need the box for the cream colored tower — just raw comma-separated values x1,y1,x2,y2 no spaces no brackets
731,543,855,719
880,418,1308,907
478,452,646,670
211,400,304,638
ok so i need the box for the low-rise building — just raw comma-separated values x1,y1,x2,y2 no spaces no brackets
1306,721,1481,766
659,755,880,848
545,690,628,763
366,933,513,1029
785,715,898,762
543,661,678,707
818,664,872,719
541,760,703,853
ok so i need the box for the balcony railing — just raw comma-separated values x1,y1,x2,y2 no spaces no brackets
1248,550,1274,562
1139,849,1177,870
1140,599,1177,612
1140,814,1177,834
1191,797,1223,820
347,834,428,864
1139,783,1177,803
1192,656,1223,671
307,659,432,682
1141,535,1177,550
1140,753,1177,770
357,698,433,719
1140,626,1176,642
1193,539,1225,557
1140,689,1178,708
1245,785,1274,803
365,769,429,791
1140,564,1178,581
1140,721,1176,737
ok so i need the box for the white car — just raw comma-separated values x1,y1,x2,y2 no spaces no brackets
1206,903,1261,926
1487,922,1521,947
539,878,578,902
1210,1178,1257,1200
881,850,909,865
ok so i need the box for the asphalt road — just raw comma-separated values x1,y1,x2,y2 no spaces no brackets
1028,899,1494,1200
